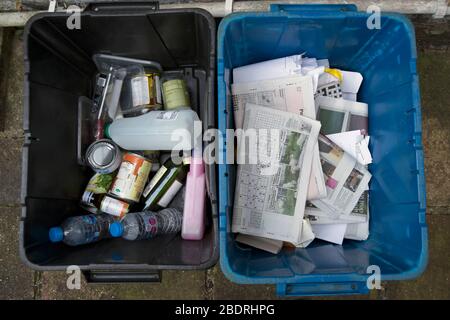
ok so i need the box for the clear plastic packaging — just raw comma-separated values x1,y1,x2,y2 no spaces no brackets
93,54,163,117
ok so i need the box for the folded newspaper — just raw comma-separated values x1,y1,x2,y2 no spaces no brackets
308,134,371,222
232,103,321,245
231,75,327,200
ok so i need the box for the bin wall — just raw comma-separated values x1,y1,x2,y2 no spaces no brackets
217,11,427,287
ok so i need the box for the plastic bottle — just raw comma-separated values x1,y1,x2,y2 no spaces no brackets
182,155,206,240
109,208,183,241
104,109,197,151
49,213,116,246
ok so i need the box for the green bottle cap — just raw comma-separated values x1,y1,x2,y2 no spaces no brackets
104,123,111,139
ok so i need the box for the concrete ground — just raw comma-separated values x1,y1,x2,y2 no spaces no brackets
0,16,449,300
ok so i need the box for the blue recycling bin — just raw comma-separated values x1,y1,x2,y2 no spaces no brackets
217,4,427,296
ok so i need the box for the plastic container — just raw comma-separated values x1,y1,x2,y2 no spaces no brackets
21,3,217,282
105,109,198,151
217,4,427,296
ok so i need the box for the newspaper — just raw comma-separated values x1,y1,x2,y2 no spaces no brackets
306,191,369,224
232,103,321,245
233,54,303,84
232,75,327,200
315,96,368,135
235,234,283,254
231,75,316,130
309,135,371,222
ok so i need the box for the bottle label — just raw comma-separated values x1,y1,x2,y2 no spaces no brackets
156,110,178,120
81,191,96,207
131,76,150,107
144,167,178,209
157,180,183,208
86,173,114,194
110,153,152,202
100,196,129,218
143,165,168,198
144,214,159,237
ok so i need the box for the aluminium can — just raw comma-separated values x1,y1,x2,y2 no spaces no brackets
85,139,122,174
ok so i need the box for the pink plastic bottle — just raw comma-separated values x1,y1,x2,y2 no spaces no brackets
181,151,205,240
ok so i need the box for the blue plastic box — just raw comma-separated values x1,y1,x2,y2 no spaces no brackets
217,4,427,296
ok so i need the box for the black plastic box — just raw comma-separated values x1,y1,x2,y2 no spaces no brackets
20,3,217,282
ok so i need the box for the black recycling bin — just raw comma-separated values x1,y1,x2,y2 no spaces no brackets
20,2,218,282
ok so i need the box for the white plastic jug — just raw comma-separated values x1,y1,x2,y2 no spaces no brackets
105,109,196,150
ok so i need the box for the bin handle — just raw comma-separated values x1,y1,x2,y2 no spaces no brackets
86,1,159,13
277,281,369,297
83,270,161,283
270,4,357,13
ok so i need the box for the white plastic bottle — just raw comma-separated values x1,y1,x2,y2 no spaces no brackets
105,109,196,150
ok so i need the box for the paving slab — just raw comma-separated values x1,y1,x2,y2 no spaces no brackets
0,137,23,205
381,214,450,299
418,51,450,212
0,28,23,137
39,270,207,300
207,265,277,300
0,1,16,12
0,206,35,299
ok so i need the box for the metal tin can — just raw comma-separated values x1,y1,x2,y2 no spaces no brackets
85,139,122,174
109,152,152,202
100,195,130,218
162,78,190,110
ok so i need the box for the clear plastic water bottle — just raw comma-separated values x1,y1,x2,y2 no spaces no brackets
109,208,182,240
49,213,116,246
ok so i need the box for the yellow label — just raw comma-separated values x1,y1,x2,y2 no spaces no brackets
324,68,343,83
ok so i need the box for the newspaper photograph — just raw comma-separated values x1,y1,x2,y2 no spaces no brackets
232,75,327,200
315,96,368,135
232,103,321,245
309,134,371,222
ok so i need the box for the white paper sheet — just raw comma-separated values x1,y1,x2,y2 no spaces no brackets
235,234,283,254
311,223,347,245
296,219,316,248
233,54,303,84
327,130,372,165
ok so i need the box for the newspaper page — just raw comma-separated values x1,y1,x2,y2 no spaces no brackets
232,103,321,245
309,135,371,222
232,75,327,200
315,96,368,135
306,191,370,224
231,75,316,130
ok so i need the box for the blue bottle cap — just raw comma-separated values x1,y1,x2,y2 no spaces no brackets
109,222,124,238
49,227,64,243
